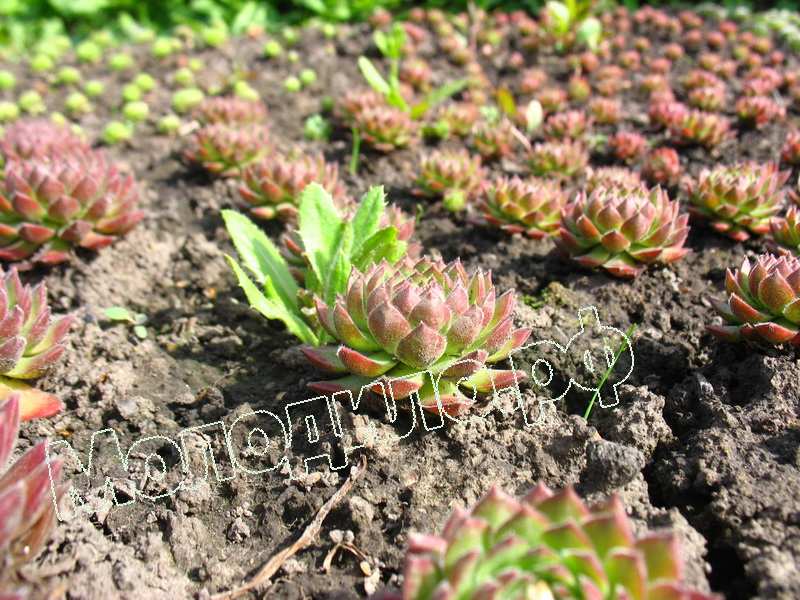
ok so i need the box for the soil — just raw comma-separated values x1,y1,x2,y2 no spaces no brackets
3,11,800,600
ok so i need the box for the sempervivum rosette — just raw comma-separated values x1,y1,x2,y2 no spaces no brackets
685,162,788,241
302,257,531,415
239,153,347,221
556,185,689,278
184,123,270,177
769,206,800,256
0,119,89,167
0,395,65,594
383,483,718,600
527,140,588,179
415,150,485,212
708,253,800,345
192,96,267,126
0,153,144,264
584,167,642,194
480,177,566,239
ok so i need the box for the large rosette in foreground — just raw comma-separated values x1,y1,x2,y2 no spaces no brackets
708,253,800,345
382,483,718,600
302,257,531,415
0,153,143,264
0,395,65,594
556,185,689,278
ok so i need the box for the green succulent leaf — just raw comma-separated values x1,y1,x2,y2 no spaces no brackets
225,255,318,345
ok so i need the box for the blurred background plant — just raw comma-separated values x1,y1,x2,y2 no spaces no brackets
0,0,799,55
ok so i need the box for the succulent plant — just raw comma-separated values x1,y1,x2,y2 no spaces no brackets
781,129,800,166
735,96,785,128
536,87,568,113
556,184,689,277
648,101,688,130
769,207,800,256
184,124,270,177
239,153,347,221
688,86,725,112
480,176,566,239
643,147,681,187
567,75,591,103
0,120,88,167
584,167,642,194
527,140,588,179
519,68,547,94
387,483,718,600
588,98,621,125
415,150,484,212
0,153,144,264
668,110,731,148
685,162,788,241
355,106,417,153
400,58,432,91
683,69,722,91
337,89,386,125
0,395,64,592
302,256,531,415
471,119,515,160
708,253,800,345
608,131,647,163
543,110,591,140
193,96,267,126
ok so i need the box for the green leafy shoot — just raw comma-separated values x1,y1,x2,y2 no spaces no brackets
223,184,408,346
583,323,637,420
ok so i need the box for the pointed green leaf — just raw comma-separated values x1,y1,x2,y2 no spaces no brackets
222,210,299,311
321,220,354,306
350,186,386,257
358,56,390,96
298,183,346,287
353,227,405,270
410,78,468,119
225,255,318,345
103,306,135,323
496,87,517,117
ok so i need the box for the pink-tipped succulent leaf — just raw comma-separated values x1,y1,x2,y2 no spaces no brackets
355,106,417,153
415,150,484,211
0,120,90,166
192,96,268,126
527,141,588,179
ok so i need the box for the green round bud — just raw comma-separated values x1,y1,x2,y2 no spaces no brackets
0,70,16,91
76,40,102,64
134,73,156,92
320,96,334,112
202,25,228,48
65,92,91,115
50,112,68,126
171,88,205,114
322,23,337,38
91,30,115,49
57,66,81,86
282,27,299,45
174,67,194,88
30,54,54,73
299,68,317,86
123,100,149,122
263,40,283,58
287,50,300,63
152,37,176,58
109,52,134,71
18,90,45,115
303,114,331,141
283,76,301,93
122,83,142,102
188,58,204,72
157,114,181,134
234,81,259,102
0,101,20,123
84,80,105,97
102,120,133,144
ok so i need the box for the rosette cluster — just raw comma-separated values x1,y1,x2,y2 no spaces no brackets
480,176,566,239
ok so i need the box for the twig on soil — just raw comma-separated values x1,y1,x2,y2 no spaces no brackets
210,456,368,600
